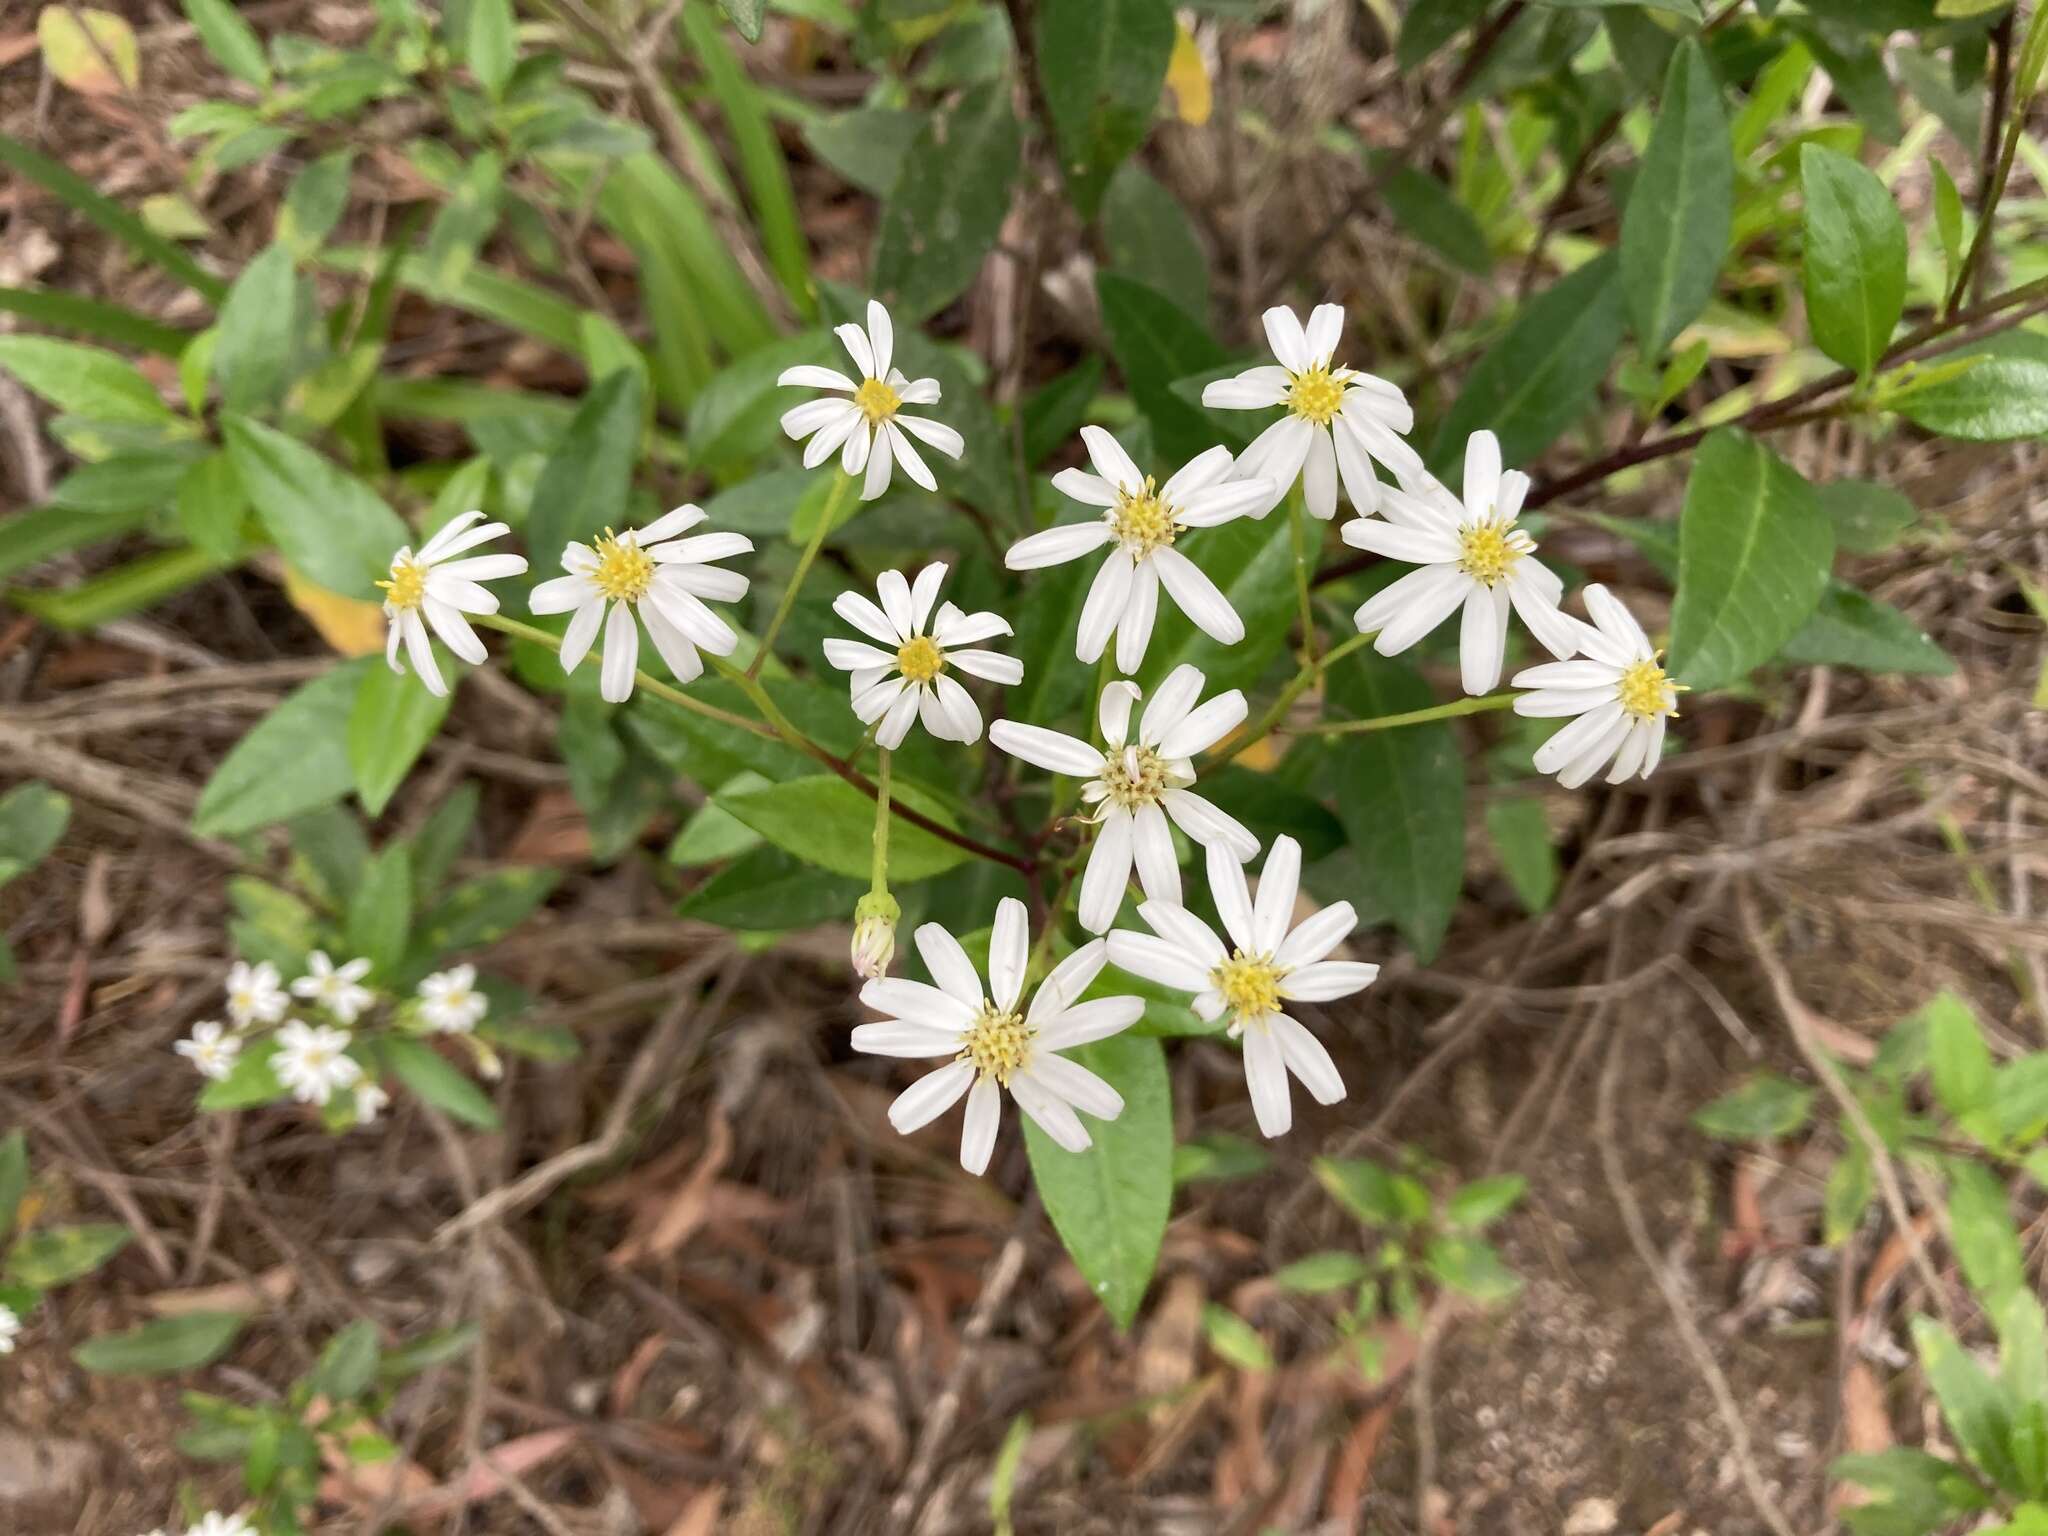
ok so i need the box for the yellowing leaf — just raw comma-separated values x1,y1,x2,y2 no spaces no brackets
140,193,212,241
285,567,387,658
38,6,140,95
1166,24,1211,126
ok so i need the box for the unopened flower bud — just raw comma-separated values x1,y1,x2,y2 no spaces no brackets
851,891,900,979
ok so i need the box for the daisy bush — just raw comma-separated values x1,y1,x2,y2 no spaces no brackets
1,0,2039,1419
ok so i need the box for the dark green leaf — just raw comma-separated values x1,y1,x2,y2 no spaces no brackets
1620,40,1733,355
1817,479,1916,553
213,244,300,414
527,369,644,565
714,775,972,883
176,451,249,561
1484,797,1557,914
416,867,557,956
1833,1448,1988,1536
1036,0,1175,218
1398,0,1492,70
802,108,925,198
1096,270,1230,465
384,1037,500,1129
345,847,412,981
1021,356,1105,468
678,844,866,930
223,416,407,600
193,662,368,837
309,1319,382,1400
873,82,1020,321
1692,1073,1815,1139
183,0,270,85
1329,653,1464,961
1537,0,1700,13
1172,1131,1271,1185
1428,251,1627,472
1797,25,1903,145
1023,1033,1172,1329
349,664,452,817
1800,143,1908,378
1373,155,1492,276
9,546,229,631
74,1311,247,1376
1781,583,1953,676
0,781,71,886
48,450,199,514
1897,355,2048,441
0,1132,28,1245
0,285,191,355
1102,162,1209,321
1668,427,1833,690
278,151,356,257
719,0,765,41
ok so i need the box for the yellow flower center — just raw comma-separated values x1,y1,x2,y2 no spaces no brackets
378,557,428,611
1099,744,1173,810
896,634,945,684
591,530,656,603
1617,656,1679,720
1111,477,1177,554
1458,523,1523,587
960,1006,1031,1086
854,376,900,425
1287,365,1345,427
1212,951,1284,1020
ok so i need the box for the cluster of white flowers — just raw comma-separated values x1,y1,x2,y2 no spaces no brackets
135,1514,254,1536
367,297,1687,1164
0,1302,20,1354
177,956,490,1125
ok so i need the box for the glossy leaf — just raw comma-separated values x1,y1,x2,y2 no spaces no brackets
223,416,407,600
1023,1032,1172,1329
1800,144,1907,378
714,775,972,883
1620,40,1732,356
1668,428,1833,690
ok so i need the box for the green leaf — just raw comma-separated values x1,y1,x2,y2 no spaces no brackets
1817,479,1916,554
1036,0,1174,219
5,1223,131,1287
1398,0,1490,69
1201,1303,1274,1370
1483,797,1557,914
223,416,407,600
1692,1073,1815,1139
182,0,270,86
1927,989,1998,1141
415,867,557,957
0,335,177,424
1373,155,1492,276
1424,1233,1522,1303
73,1312,247,1376
345,847,412,981
1445,1174,1527,1230
1102,162,1209,321
1024,1033,1171,1329
1096,271,1231,465
873,82,1021,321
384,1037,500,1129
1668,427,1833,690
1329,653,1465,962
278,152,355,259
0,134,226,304
1313,1156,1429,1226
1781,583,1954,676
1620,39,1733,356
1824,1143,1873,1243
309,1320,382,1401
176,451,249,561
719,0,765,41
1022,356,1105,468
0,504,149,583
420,152,504,296
9,546,230,631
0,781,71,886
1913,1317,2023,1491
377,1322,480,1380
1995,1055,2048,1145
1537,0,1700,12
802,107,925,198
1833,1448,1989,1536
1428,251,1627,472
1896,355,2048,441
198,1036,286,1110
289,806,369,914
193,662,368,837
49,449,200,514
714,775,971,883
0,284,191,356
349,664,452,818
0,1132,28,1245
1945,1157,2023,1313
1800,144,1908,378
1932,159,1966,292
1797,25,1904,145
677,844,865,930
526,369,643,569
1171,1131,1270,1186
462,0,517,98
212,244,300,414
1272,1251,1370,1293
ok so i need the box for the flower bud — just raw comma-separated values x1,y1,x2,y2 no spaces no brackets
851,891,900,980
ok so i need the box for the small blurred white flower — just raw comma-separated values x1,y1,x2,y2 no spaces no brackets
990,669,1258,934
352,1081,391,1126
417,964,488,1035
1109,835,1376,1138
1341,430,1581,694
379,510,530,697
529,507,752,704
272,1019,361,1107
853,899,1144,1174
1203,303,1423,518
777,299,965,500
190,1515,257,1536
292,951,374,1025
1006,427,1271,674
174,1020,241,1081
825,563,1020,749
1514,584,1683,788
224,961,287,1028
0,1304,20,1354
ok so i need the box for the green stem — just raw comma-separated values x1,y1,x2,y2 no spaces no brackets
1206,630,1373,767
870,748,893,895
1306,689,1520,736
472,612,775,739
749,470,855,678
1288,492,1320,665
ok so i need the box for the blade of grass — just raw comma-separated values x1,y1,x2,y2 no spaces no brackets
0,134,226,305
0,505,152,582
0,286,192,355
315,247,587,356
9,545,231,627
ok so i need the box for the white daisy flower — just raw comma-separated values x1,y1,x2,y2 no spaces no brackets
1006,427,1272,674
1513,583,1683,788
379,511,529,698
1202,303,1424,519
528,506,753,705
824,562,1021,749
173,1020,241,1081
352,1081,391,1126
853,898,1145,1174
291,951,375,1025
777,299,965,500
271,1019,361,1107
0,1304,20,1354
1109,836,1377,1138
224,961,287,1028
190,1515,257,1536
989,668,1260,934
1341,430,1582,695
417,963,488,1034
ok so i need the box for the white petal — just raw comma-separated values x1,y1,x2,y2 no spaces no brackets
1161,444,1236,504
1271,1013,1347,1106
1459,583,1509,696
1079,424,1143,493
887,1059,974,1135
1361,564,1470,654
841,419,872,476
1252,834,1301,956
783,397,855,440
559,599,604,673
1139,663,1204,747
1462,429,1502,520
1156,690,1246,760
638,504,708,542
599,601,640,702
851,1021,964,1058
1340,517,1461,565
932,604,1012,646
1131,805,1181,906
1584,583,1653,657
1261,305,1311,373
947,648,1023,685
1161,789,1259,862
1273,901,1357,970
862,977,977,1030
529,573,594,615
1052,467,1121,507
1304,303,1344,367
861,418,896,499
1138,898,1228,967
989,896,1029,1014
1340,405,1425,488
650,532,752,566
1152,548,1244,645
1009,1071,1092,1153
1077,813,1135,934
1243,1023,1293,1137
1533,701,1626,775
988,720,1102,777
1007,520,1115,570
1509,565,1584,661
1098,678,1141,747
1034,995,1145,1050
903,562,947,635
834,321,876,378
1302,428,1338,520
959,1075,1001,1175
1107,930,1212,993
915,923,985,1009
865,299,894,380
896,413,965,460
803,404,862,467
416,509,487,561
1113,560,1160,675
422,598,486,665
1558,713,1632,789
1023,1052,1124,1121
875,569,916,640
433,552,527,584
930,673,983,742
834,590,902,646
895,375,941,405
1175,478,1272,527
1076,551,1136,664
887,422,935,492
1331,412,1383,515
877,684,921,748
778,364,857,392
824,638,898,673
1279,960,1380,1001
1203,372,1290,409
